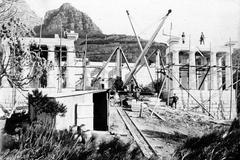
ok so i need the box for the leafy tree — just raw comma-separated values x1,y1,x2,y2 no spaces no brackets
0,17,45,88
0,0,17,23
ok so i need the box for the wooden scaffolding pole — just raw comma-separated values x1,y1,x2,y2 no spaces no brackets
209,43,212,114
126,10,154,84
167,22,172,107
120,49,139,87
82,34,88,90
236,61,239,115
123,9,171,86
57,20,63,93
92,48,118,86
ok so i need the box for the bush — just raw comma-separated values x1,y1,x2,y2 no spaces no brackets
173,118,240,160
4,112,30,135
0,123,146,160
28,89,67,118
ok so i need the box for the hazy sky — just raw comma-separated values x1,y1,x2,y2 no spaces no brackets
25,0,240,47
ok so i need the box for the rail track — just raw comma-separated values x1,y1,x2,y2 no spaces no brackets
116,106,160,159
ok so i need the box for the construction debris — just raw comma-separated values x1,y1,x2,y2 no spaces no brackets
173,118,240,160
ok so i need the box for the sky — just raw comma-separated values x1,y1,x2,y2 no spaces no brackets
25,0,240,47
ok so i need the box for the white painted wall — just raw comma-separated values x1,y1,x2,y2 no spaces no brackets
48,90,105,130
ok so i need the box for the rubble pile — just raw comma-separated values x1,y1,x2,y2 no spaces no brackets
173,118,240,160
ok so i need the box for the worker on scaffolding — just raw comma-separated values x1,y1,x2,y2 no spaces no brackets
181,32,185,44
200,32,205,45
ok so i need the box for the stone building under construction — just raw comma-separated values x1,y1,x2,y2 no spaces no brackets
164,36,237,119
0,31,238,120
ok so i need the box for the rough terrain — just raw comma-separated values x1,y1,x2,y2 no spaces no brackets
110,97,230,159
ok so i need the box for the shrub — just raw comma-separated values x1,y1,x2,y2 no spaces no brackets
28,89,67,118
173,118,240,160
1,123,146,160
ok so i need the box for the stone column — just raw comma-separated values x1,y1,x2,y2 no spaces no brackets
189,51,196,89
66,45,76,88
172,50,179,90
156,50,161,71
47,45,57,88
225,52,231,90
201,57,208,90
217,56,223,89
210,52,217,90
116,48,122,78
165,52,171,91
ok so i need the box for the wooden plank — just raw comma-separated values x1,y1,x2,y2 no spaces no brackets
116,107,155,158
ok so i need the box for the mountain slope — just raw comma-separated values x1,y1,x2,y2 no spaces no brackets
13,0,41,28
30,2,166,62
34,3,102,37
75,34,167,63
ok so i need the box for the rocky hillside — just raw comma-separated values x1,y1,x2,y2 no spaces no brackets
0,0,41,29
34,3,102,37
28,2,166,62
13,0,41,28
75,34,167,63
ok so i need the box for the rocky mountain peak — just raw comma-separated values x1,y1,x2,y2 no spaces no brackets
34,3,102,37
59,3,73,10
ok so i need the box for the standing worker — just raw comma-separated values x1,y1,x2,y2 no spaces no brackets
130,79,135,93
172,93,179,109
200,32,205,45
100,78,105,89
181,32,185,44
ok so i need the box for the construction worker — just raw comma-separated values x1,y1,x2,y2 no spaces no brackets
113,76,123,92
181,32,185,44
130,79,135,93
172,93,179,109
134,87,141,101
200,32,205,45
100,78,105,89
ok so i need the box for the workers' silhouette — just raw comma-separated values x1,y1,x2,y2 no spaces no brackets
181,32,185,44
170,93,178,109
200,32,205,45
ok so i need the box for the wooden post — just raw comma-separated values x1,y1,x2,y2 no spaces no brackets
224,38,237,119
236,61,239,116
121,49,139,87
58,20,63,93
139,102,143,117
74,104,77,126
209,43,212,114
188,63,190,110
83,34,87,90
229,38,233,119
167,22,172,107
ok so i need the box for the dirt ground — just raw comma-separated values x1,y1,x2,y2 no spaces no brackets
109,102,130,136
109,97,230,159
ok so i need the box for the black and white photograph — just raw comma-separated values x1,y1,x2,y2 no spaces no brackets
0,0,239,159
